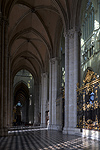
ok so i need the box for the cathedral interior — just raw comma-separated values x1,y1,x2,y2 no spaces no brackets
1,0,100,149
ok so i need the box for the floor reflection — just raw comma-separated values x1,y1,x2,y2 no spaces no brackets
0,128,100,150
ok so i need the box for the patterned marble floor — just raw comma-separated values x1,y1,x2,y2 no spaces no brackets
0,127,100,150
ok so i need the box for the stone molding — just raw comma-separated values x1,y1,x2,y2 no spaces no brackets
41,72,48,78
0,16,9,26
68,28,74,39
50,57,60,65
64,26,81,38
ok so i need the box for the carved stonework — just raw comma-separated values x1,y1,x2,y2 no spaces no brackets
68,29,74,39
64,31,68,38
43,72,48,78
77,70,100,130
51,60,55,64
83,70,94,83
50,57,60,65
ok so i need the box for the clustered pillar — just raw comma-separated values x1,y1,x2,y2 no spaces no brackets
0,13,10,136
48,58,59,130
34,84,39,125
63,27,80,134
63,33,69,133
41,73,48,127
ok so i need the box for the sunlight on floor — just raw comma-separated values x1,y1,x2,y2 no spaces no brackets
39,137,89,150
3,128,100,150
8,127,48,133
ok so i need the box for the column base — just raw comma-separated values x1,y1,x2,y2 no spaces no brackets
63,127,82,136
63,127,68,134
48,124,58,130
68,127,82,136
56,125,62,131
40,123,47,128
0,127,8,136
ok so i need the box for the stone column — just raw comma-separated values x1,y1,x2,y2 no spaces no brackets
48,60,52,128
73,28,80,128
68,29,75,131
34,84,39,125
63,33,69,134
41,73,48,127
28,80,34,124
10,78,13,127
51,58,57,129
56,57,62,131
7,56,11,127
63,28,80,135
0,12,3,133
0,15,8,136
48,57,59,130
3,18,8,130
41,75,43,126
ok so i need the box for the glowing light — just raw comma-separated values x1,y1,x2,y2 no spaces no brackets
8,128,48,133
94,20,99,30
29,98,31,105
27,83,30,88
16,101,22,107
62,67,64,71
81,38,85,47
29,121,31,124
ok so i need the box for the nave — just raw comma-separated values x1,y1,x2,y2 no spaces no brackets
0,127,100,150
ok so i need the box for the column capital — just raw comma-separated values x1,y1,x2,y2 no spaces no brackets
68,27,81,38
74,26,82,37
50,57,60,64
64,27,81,39
41,72,48,78
74,26,81,32
0,15,9,26
68,29,74,39
64,31,68,37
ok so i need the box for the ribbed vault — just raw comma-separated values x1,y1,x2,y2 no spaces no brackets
0,0,82,83
14,82,29,106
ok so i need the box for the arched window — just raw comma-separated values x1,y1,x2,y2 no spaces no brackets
82,1,94,41
81,1,95,65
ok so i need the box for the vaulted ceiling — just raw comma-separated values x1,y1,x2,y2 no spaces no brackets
0,0,82,83
14,82,29,106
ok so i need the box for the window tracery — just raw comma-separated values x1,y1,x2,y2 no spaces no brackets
81,1,95,65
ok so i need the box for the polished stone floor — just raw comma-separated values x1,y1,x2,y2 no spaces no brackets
0,127,100,150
